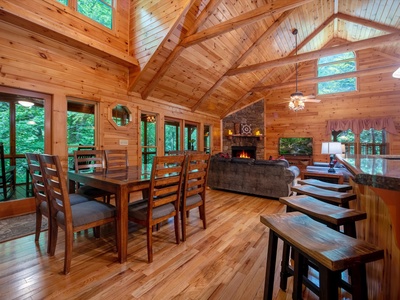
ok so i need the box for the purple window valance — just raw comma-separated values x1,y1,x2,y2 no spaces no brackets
326,117,398,135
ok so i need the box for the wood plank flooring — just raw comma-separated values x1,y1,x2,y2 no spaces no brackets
0,189,337,299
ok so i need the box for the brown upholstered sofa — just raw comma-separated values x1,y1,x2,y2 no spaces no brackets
207,156,300,199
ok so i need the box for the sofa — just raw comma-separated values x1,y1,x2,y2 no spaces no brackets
207,156,300,199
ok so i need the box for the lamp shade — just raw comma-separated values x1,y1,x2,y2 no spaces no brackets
321,142,342,154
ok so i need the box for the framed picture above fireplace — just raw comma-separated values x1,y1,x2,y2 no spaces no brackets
279,137,313,156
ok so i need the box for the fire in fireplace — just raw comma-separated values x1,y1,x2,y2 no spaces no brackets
232,146,256,159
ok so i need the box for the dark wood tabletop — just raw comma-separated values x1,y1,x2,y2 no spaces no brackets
68,166,151,263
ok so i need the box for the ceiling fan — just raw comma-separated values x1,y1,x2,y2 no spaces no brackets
285,28,321,111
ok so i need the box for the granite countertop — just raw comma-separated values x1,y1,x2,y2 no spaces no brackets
336,154,400,191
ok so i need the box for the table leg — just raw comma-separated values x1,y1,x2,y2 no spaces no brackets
116,185,128,263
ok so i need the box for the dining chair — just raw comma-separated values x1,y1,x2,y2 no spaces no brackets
0,142,16,200
104,149,129,170
39,154,116,274
74,149,114,203
181,153,211,241
25,153,52,253
128,155,186,263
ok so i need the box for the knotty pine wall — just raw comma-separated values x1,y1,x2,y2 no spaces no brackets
0,0,131,59
0,19,220,171
263,48,400,163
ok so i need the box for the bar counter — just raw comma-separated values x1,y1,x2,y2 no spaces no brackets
337,154,399,299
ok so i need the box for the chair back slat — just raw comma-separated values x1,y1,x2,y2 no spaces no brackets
26,153,47,206
74,150,105,172
39,154,72,219
148,155,185,211
104,149,129,170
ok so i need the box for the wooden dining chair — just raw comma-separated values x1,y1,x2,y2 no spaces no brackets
74,149,113,203
0,142,16,200
39,154,117,274
25,153,52,253
181,153,211,241
128,155,186,263
104,149,129,170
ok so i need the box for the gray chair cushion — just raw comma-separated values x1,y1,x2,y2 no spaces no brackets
69,193,91,205
185,194,202,206
56,200,115,227
128,200,176,221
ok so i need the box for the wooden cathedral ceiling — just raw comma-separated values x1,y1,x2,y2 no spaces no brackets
130,0,400,118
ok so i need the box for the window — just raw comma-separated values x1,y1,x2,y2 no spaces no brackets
141,114,157,175
204,125,211,153
184,123,198,151
67,99,97,167
164,119,181,153
334,128,387,155
317,52,356,95
56,0,113,29
0,88,51,201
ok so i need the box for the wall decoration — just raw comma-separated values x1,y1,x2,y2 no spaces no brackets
241,123,251,135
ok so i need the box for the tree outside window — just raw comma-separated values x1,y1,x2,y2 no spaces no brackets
318,52,357,95
56,0,113,29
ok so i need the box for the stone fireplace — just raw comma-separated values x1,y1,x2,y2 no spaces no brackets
232,146,256,159
222,100,265,160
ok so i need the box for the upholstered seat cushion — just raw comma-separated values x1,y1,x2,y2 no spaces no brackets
128,199,175,221
69,193,92,205
185,194,202,206
55,200,115,227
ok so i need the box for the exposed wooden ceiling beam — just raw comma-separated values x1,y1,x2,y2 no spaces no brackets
226,33,400,76
252,64,400,93
190,9,295,112
128,0,197,92
336,12,400,33
220,13,336,117
180,0,313,48
140,0,223,99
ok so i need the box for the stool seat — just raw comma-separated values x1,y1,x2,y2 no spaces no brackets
279,195,366,229
261,212,384,300
297,178,352,192
291,184,356,208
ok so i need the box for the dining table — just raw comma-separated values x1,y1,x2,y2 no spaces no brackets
68,166,151,263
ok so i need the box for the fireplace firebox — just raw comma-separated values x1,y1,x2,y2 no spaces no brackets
231,146,256,159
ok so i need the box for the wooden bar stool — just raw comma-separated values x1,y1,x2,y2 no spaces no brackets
261,212,384,300
297,178,353,192
291,184,356,208
278,195,367,291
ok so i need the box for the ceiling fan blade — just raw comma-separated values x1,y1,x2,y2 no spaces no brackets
303,95,316,99
304,99,321,103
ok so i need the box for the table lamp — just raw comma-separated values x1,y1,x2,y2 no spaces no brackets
321,142,342,173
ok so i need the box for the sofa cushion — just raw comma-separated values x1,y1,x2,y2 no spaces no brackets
255,159,289,168
231,157,255,164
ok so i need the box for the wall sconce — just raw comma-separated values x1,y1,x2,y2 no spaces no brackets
228,129,233,135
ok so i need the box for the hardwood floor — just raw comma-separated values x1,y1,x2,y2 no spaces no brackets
0,189,333,299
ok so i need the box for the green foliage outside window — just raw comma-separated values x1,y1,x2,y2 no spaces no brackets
318,52,356,95
67,110,95,153
57,0,113,29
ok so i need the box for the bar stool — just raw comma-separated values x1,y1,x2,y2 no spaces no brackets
261,212,384,300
